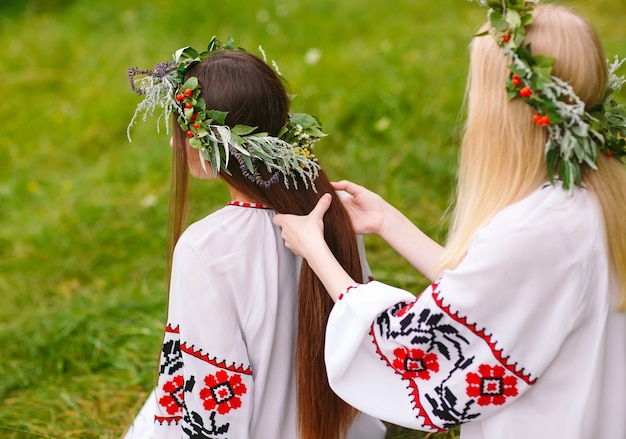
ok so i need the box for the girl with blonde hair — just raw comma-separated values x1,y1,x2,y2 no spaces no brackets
274,2,626,438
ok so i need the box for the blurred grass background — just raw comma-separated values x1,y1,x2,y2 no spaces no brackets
0,0,623,437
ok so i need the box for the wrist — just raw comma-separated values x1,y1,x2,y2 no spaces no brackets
303,239,356,301
377,203,399,239
301,233,329,261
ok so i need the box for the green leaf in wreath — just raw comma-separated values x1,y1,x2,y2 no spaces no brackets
181,77,199,90
206,110,228,125
505,9,522,28
489,10,510,32
231,124,258,136
189,137,203,149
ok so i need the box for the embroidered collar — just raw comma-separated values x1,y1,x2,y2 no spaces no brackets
227,200,270,209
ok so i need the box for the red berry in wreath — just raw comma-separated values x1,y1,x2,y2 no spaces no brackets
190,113,198,120
185,102,193,109
184,88,193,97
519,87,533,98
512,75,521,87
186,130,194,138
605,151,613,157
533,114,542,124
540,115,551,125
193,123,200,129
176,94,185,101
502,34,511,43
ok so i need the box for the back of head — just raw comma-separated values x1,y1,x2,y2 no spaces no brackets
171,50,290,179
464,4,607,187
176,50,326,213
443,3,610,269
526,4,607,106
186,50,289,135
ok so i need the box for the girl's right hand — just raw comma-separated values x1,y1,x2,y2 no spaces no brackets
273,193,331,259
332,180,389,236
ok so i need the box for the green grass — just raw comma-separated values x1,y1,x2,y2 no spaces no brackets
0,0,623,437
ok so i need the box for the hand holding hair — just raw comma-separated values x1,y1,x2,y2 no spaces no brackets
334,179,444,281
273,193,333,258
331,180,390,236
273,193,357,300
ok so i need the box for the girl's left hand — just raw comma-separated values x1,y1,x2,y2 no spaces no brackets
273,193,332,258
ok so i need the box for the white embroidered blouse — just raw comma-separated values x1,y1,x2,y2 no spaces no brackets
325,183,626,439
124,201,386,439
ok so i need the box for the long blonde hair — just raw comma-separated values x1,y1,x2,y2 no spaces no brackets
440,4,626,308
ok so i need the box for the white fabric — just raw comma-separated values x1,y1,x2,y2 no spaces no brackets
325,183,626,439
124,203,385,439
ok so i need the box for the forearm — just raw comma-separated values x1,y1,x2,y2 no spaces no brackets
379,205,444,282
303,240,357,302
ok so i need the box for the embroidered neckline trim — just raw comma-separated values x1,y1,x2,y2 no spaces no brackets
227,200,270,209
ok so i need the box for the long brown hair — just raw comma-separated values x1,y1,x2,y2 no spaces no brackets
168,50,360,438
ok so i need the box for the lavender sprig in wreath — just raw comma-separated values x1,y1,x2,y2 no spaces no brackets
235,154,280,188
126,61,180,139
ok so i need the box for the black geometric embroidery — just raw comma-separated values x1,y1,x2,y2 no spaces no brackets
376,302,480,427
185,375,196,393
377,303,470,362
182,410,230,438
426,384,480,428
161,338,184,375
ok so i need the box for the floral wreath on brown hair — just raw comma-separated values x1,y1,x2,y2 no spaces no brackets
470,0,626,189
127,37,325,190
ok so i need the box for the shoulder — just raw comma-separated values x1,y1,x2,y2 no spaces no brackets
441,183,606,308
175,205,277,259
471,183,604,264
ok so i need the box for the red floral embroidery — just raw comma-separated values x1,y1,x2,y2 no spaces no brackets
466,364,519,406
159,375,185,415
200,370,247,415
392,347,440,380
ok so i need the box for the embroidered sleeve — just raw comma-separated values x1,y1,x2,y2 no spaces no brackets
152,242,254,438
325,216,585,432
326,281,532,432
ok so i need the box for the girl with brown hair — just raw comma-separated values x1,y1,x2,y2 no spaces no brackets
123,40,385,439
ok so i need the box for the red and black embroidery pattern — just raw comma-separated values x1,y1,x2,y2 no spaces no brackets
392,347,440,381
374,300,477,430
182,410,230,437
160,325,183,376
432,286,536,385
466,364,519,406
159,375,185,417
156,326,186,425
372,282,528,430
181,343,253,375
155,324,252,437
200,370,247,414
227,200,269,209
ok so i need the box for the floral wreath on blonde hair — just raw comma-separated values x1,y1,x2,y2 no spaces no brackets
470,0,626,189
127,36,324,190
